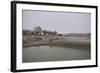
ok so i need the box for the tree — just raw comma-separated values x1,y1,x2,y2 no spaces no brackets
33,26,42,35
33,26,42,32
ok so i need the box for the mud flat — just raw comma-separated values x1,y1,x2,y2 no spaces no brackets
23,36,90,49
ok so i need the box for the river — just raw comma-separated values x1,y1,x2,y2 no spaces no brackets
23,46,90,63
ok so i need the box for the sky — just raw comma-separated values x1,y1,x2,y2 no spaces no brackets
22,10,91,33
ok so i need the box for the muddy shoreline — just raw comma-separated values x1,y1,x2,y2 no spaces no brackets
23,39,90,50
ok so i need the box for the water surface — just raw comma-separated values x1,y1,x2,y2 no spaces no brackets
23,46,90,63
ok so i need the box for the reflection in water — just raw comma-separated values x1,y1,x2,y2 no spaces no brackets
23,46,90,63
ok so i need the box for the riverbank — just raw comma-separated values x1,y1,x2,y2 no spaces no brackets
23,36,90,49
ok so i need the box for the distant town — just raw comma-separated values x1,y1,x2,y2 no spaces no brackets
23,26,90,37
23,26,60,36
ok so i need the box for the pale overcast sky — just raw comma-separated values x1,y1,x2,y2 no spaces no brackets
23,10,91,33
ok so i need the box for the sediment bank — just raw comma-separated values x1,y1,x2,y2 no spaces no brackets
23,39,90,49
